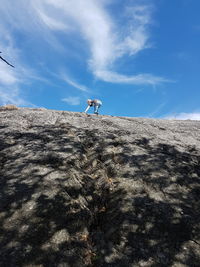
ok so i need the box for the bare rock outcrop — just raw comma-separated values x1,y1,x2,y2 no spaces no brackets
0,108,200,266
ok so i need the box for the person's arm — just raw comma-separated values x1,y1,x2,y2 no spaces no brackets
84,105,90,113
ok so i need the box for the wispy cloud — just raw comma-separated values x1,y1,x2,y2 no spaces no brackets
164,112,200,120
0,27,25,105
0,63,18,85
61,74,89,92
0,85,33,106
0,24,44,106
95,70,168,85
37,10,69,31
0,0,168,86
42,0,168,85
118,4,153,56
62,96,80,106
147,102,166,118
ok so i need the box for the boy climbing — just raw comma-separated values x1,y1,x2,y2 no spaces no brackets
84,99,102,115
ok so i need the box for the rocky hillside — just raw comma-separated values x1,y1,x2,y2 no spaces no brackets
0,107,200,267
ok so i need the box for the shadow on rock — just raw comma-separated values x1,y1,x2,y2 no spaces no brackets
0,116,200,266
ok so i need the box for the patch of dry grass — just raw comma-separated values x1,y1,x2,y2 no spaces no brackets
0,104,19,110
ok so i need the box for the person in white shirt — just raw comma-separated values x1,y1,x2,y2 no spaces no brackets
84,99,102,115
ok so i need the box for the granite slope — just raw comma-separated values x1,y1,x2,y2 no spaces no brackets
0,108,200,267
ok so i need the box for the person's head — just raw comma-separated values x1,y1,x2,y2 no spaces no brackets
87,99,93,106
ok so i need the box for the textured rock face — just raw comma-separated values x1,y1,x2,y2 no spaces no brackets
0,108,200,267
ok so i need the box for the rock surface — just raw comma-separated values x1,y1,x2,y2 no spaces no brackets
0,108,200,267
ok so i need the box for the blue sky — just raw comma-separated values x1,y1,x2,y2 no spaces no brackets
0,0,200,119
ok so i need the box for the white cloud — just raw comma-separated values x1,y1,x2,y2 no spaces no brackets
0,86,32,106
119,4,152,56
0,28,25,105
0,63,18,85
165,112,200,120
37,10,69,31
95,70,168,85
0,25,44,106
61,74,89,92
147,102,166,118
62,96,80,105
0,0,167,86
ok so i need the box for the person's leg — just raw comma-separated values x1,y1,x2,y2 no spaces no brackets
94,104,98,114
94,104,101,114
